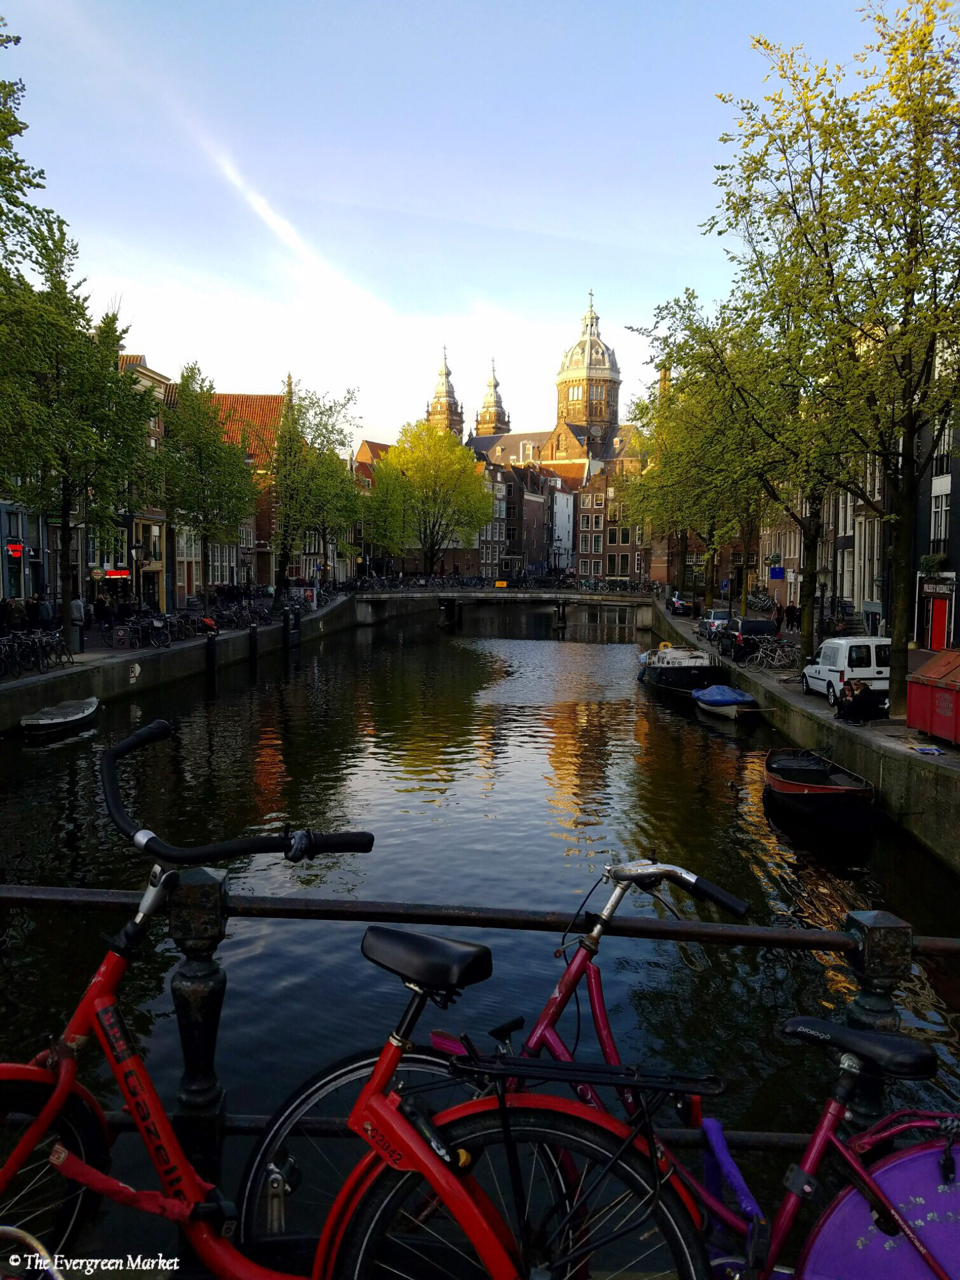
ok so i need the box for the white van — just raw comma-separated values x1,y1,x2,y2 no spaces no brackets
801,636,891,706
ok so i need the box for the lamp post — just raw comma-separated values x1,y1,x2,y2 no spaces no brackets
130,539,142,608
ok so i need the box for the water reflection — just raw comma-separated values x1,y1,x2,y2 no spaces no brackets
0,607,957,1242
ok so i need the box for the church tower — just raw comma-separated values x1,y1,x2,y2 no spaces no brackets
425,348,465,440
474,360,511,436
556,293,621,450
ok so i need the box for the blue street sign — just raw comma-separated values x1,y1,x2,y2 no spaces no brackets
720,579,729,591
770,566,786,580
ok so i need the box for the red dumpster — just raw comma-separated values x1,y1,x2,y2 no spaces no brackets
906,649,960,744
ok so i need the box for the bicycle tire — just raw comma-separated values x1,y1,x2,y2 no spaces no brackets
8,648,21,678
332,1106,708,1280
34,644,50,675
0,1080,109,1275
238,1046,476,1269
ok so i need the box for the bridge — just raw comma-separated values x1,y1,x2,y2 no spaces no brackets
350,588,654,629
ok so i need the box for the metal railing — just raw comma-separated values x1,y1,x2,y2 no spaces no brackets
2,880,958,1175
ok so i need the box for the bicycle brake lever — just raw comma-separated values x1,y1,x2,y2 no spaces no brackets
648,887,683,920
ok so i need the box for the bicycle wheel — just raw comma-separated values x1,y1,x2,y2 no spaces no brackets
332,1106,708,1280
238,1047,476,1269
0,1081,109,1275
34,643,50,675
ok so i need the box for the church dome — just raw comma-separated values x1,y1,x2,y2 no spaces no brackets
558,293,619,377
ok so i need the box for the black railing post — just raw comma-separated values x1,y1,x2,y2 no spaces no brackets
843,909,913,1125
168,867,229,1183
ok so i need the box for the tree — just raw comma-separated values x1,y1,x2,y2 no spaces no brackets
0,216,157,636
365,457,414,562
303,446,362,584
272,377,357,601
371,422,492,572
161,363,259,608
0,18,46,263
709,0,960,712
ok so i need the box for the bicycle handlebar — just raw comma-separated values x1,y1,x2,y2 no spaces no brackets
100,720,375,866
607,861,749,919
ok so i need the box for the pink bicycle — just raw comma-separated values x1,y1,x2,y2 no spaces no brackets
242,860,960,1278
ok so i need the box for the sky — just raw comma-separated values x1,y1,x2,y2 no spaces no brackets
8,0,869,448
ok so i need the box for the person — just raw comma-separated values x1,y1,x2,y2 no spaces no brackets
25,594,40,630
38,594,53,629
93,593,107,625
785,602,798,632
70,593,85,631
774,602,785,634
6,596,26,632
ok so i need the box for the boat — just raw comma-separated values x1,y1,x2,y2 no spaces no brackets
21,697,99,740
763,749,876,833
638,643,723,695
692,685,760,720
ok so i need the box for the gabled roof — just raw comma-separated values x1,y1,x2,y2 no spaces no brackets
468,430,552,464
537,459,590,488
214,393,284,471
356,439,391,465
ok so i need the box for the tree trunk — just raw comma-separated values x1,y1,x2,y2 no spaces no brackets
320,527,329,585
59,483,74,643
201,533,210,611
799,516,821,663
888,491,916,717
703,548,715,610
274,539,291,609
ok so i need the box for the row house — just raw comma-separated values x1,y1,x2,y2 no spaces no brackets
912,420,956,650
574,471,647,584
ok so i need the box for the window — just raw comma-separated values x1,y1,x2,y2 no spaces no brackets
506,483,514,497
85,532,97,565
592,560,602,575
933,425,953,478
176,561,185,586
635,552,644,573
594,494,604,508
5,512,19,538
506,504,518,520
506,527,517,541
580,514,590,530
748,551,757,567
619,553,629,575
932,492,951,548
589,385,605,400
580,560,589,574
636,526,643,542
592,534,602,554
620,528,630,544
608,503,620,522
733,551,744,566
581,495,591,509
607,527,618,545
580,534,589,553
567,386,582,401
607,554,617,576
593,514,603,530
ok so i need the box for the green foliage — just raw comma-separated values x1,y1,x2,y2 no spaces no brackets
272,377,358,593
0,18,46,263
0,216,157,627
161,363,259,606
370,422,492,571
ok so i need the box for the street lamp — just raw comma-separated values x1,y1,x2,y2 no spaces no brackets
816,565,830,642
130,539,143,607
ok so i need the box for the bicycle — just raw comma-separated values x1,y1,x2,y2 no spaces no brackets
258,860,960,1278
0,722,712,1280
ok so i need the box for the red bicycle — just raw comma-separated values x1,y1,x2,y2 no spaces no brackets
0,721,714,1279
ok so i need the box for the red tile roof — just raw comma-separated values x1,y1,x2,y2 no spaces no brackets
356,439,390,465
214,394,284,471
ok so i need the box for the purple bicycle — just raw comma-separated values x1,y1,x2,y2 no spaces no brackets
241,860,960,1278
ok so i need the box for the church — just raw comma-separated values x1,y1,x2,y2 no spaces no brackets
425,294,631,482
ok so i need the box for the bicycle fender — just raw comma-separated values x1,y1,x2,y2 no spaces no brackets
0,1063,112,1148
312,1149,387,1280
430,1091,704,1231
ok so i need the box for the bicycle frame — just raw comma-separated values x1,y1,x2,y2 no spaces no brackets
0,942,571,1280
432,903,959,1278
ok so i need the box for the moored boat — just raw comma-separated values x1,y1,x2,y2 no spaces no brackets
763,749,875,833
638,643,722,695
692,684,760,720
21,696,99,740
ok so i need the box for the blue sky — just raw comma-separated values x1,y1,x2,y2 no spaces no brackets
10,0,867,444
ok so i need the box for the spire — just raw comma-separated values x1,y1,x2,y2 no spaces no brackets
581,291,599,338
475,357,510,436
426,348,464,439
482,358,502,410
433,346,457,404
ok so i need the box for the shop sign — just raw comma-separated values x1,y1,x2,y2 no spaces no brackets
495,580,508,588
769,566,785,580
6,542,23,558
922,578,955,597
105,569,131,579
90,568,105,581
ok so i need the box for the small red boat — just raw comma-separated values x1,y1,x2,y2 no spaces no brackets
763,749,875,834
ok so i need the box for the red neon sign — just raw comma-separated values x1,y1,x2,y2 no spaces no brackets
6,543,23,558
105,569,131,578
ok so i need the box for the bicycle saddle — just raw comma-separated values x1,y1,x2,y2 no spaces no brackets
362,926,492,992
783,1017,938,1080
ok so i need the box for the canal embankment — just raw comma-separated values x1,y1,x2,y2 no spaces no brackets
653,603,960,873
0,591,440,733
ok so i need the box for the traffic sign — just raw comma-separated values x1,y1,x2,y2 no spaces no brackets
720,579,728,591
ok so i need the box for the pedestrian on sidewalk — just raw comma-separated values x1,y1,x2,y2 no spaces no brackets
785,602,798,632
70,594,85,631
25,594,40,630
6,597,26,632
774,602,785,635
38,594,53,629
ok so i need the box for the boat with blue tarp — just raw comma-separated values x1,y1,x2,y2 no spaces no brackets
691,685,760,720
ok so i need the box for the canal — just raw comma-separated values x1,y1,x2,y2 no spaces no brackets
1,605,959,1253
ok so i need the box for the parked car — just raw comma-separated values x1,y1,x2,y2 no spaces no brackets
667,593,693,616
717,617,779,662
801,636,891,706
697,608,732,641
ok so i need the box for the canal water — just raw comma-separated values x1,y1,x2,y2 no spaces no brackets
1,605,958,1251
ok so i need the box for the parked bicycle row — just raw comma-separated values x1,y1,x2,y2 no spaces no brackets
0,626,74,679
337,572,654,594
